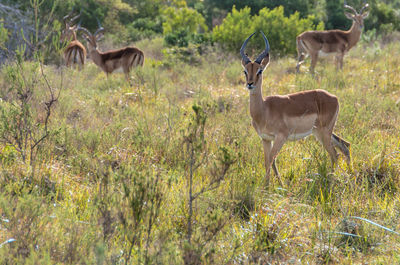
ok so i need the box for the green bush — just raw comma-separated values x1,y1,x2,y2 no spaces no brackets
365,2,400,34
162,4,208,47
212,6,324,56
162,5,208,35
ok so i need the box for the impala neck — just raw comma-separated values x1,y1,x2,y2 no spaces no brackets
89,48,102,66
347,21,363,49
249,75,265,122
72,31,77,41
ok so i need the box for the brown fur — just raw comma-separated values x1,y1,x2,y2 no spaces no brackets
61,26,86,68
296,5,369,73
83,33,144,81
242,56,350,185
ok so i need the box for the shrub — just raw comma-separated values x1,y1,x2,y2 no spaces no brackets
213,6,324,56
162,4,208,47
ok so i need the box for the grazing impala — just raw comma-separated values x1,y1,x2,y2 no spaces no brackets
296,2,369,73
78,22,144,81
61,13,86,68
241,31,350,185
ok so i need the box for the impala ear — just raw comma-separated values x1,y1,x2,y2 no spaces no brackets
260,54,270,69
362,11,369,18
241,52,251,67
344,12,355,20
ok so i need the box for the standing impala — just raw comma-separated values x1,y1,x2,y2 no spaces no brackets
79,22,144,81
241,31,350,185
296,2,369,73
61,13,86,68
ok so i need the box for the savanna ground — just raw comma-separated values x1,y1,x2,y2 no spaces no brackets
0,37,400,264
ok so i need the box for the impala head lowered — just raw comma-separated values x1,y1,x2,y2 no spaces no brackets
344,1,369,30
240,31,270,90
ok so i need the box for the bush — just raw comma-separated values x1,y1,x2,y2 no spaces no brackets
365,2,400,34
212,6,324,56
162,4,208,47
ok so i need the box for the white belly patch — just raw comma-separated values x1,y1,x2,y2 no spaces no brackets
288,130,313,141
258,133,275,141
318,50,334,57
113,67,124,73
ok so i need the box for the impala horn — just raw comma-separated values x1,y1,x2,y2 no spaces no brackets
359,2,369,14
344,1,358,14
255,31,270,64
63,11,74,27
76,23,92,38
240,32,256,65
94,18,105,36
69,12,81,25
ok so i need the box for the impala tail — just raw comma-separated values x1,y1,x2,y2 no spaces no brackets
332,133,351,161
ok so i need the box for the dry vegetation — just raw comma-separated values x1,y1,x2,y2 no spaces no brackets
0,37,399,264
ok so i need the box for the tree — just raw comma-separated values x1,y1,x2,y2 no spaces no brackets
213,6,323,55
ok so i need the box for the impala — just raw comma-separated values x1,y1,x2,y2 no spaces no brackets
296,2,369,73
79,22,144,81
241,31,350,185
61,13,86,68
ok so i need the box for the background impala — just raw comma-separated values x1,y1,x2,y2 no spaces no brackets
60,12,86,68
296,2,369,73
1,1,399,264
79,21,144,81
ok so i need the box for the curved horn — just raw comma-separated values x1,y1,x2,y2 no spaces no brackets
359,3,369,14
255,31,270,64
344,1,358,14
94,18,105,36
63,12,73,27
240,32,256,65
69,13,81,25
77,24,92,37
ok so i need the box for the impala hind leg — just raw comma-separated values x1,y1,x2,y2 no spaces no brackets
296,53,306,73
78,50,85,70
65,52,71,67
296,37,307,73
310,52,319,75
314,129,338,167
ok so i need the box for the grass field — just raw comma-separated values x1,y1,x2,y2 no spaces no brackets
0,38,399,264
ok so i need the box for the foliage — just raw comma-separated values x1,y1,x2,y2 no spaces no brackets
1,1,400,264
213,6,324,55
325,0,351,30
0,50,60,168
366,1,400,34
0,23,8,51
0,37,400,264
162,3,208,47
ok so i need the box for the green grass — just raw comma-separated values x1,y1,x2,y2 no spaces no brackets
0,39,399,264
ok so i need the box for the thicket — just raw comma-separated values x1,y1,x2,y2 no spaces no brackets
212,6,324,55
0,0,400,264
1,0,400,62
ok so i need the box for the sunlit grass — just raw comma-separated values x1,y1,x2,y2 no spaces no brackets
0,40,399,264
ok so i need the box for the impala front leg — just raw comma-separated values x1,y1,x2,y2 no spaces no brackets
262,140,280,178
262,140,273,184
335,51,345,70
263,135,287,186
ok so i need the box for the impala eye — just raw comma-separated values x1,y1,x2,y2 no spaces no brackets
243,70,248,76
256,69,263,75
